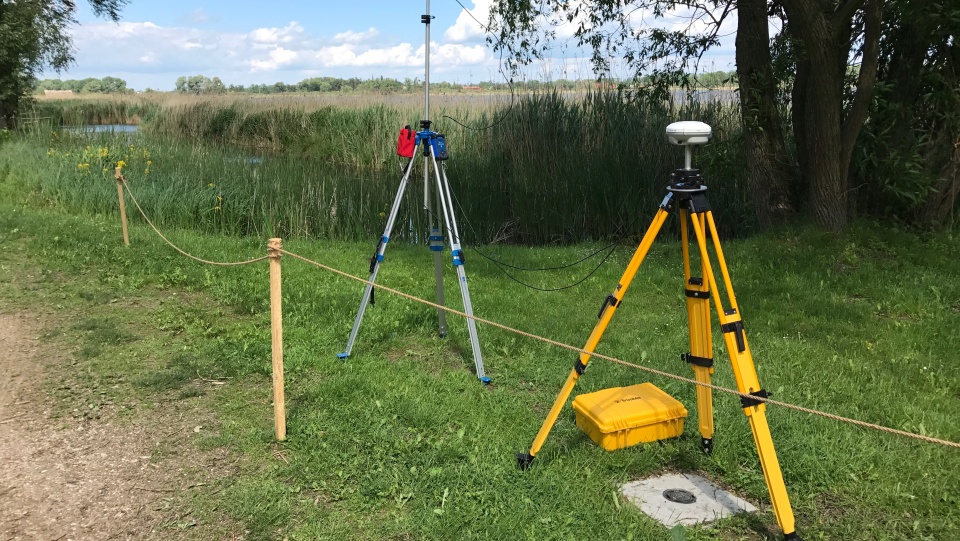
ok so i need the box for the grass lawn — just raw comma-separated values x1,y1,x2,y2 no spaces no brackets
1,145,959,540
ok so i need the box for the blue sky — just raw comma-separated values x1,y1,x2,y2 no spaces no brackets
45,1,737,91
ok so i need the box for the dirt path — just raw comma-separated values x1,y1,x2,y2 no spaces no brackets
0,312,183,541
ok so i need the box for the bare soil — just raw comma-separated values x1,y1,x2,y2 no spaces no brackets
0,312,218,541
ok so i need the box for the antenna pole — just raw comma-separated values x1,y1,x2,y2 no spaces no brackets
422,0,431,124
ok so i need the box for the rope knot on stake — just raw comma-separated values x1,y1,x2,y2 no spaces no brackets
268,238,283,260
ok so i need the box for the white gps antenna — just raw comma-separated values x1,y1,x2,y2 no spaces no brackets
666,121,712,170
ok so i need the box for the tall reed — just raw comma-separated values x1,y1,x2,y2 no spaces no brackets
20,91,750,244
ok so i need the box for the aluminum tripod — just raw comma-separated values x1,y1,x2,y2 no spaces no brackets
337,0,489,384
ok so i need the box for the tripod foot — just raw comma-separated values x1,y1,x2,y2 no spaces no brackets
516,453,535,470
438,331,448,339
480,376,492,385
336,352,349,360
701,437,713,456
784,532,803,541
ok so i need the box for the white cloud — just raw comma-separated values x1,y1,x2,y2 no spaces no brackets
249,22,304,45
333,27,380,44
432,43,488,66
250,47,299,72
184,9,209,24
443,0,491,43
314,43,420,68
314,41,487,70
53,18,496,89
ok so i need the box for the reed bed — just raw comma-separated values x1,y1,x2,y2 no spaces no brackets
19,91,749,244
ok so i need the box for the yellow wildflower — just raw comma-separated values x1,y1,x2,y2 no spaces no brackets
146,160,152,166
208,182,215,188
117,160,126,169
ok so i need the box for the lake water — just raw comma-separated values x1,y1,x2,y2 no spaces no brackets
62,124,139,133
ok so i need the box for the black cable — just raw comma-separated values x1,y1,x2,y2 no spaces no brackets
428,196,620,292
483,242,620,292
434,166,626,292
450,192,620,271
448,168,647,265
472,241,619,271
439,0,517,133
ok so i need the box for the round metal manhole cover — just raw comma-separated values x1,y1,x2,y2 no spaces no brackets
663,488,697,504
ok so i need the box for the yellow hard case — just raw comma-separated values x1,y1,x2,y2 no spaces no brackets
571,382,688,451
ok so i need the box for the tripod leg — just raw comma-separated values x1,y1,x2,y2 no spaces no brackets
680,209,715,455
430,226,448,337
689,211,800,540
428,169,448,337
431,154,488,383
338,158,416,359
518,197,674,469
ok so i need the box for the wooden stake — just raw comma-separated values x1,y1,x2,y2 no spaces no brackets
268,238,286,441
114,167,129,246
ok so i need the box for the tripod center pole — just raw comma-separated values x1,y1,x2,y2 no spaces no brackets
422,0,432,123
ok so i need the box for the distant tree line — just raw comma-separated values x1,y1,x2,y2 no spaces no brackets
169,72,736,95
174,75,227,95
180,75,528,94
35,77,131,94
28,71,735,99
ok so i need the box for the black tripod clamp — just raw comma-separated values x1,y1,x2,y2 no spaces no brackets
669,168,706,192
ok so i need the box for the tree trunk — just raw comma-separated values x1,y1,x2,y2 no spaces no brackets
0,97,12,130
840,0,883,204
736,0,796,228
920,136,960,226
792,49,809,199
784,0,883,231
917,37,960,226
786,1,847,230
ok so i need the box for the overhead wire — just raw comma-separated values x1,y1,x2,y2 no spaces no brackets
438,0,517,132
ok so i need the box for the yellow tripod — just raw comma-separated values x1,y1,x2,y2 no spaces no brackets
515,122,803,541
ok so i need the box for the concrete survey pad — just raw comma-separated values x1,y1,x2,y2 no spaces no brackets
620,473,757,528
